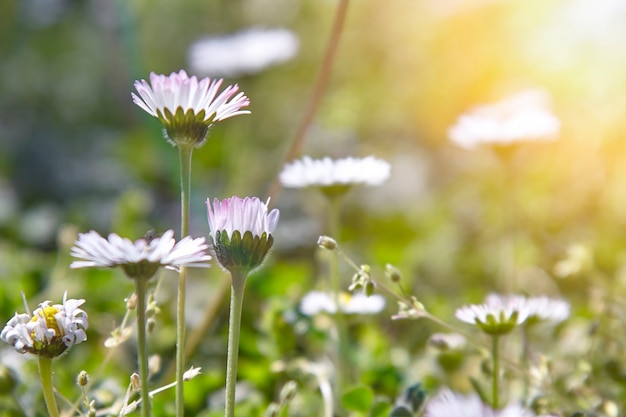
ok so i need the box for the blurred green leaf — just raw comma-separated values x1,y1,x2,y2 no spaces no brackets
342,385,374,413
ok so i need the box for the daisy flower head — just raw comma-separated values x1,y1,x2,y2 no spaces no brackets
131,69,250,148
188,27,299,78
521,295,570,326
70,230,211,280
455,294,530,335
425,390,535,417
299,291,386,316
279,156,391,197
1,293,88,358
206,196,279,274
448,89,560,150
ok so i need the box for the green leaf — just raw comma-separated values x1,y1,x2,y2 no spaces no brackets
342,385,374,412
369,400,392,417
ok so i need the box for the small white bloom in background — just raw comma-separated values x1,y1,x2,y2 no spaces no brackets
70,229,211,279
424,390,535,417
300,291,386,316
448,89,560,149
428,333,466,351
455,293,530,335
280,156,391,189
188,27,299,77
206,196,279,273
131,70,250,147
516,295,570,325
1,292,88,358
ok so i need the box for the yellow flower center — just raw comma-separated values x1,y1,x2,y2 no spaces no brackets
30,306,60,336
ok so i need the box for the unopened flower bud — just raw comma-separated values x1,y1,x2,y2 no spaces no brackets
279,380,298,403
77,370,89,387
126,293,138,310
385,264,402,283
130,373,141,392
317,236,337,250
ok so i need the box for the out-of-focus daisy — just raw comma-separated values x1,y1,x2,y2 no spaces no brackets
188,27,299,77
455,294,530,335
206,196,279,273
424,390,535,417
280,156,390,196
448,89,560,150
300,291,386,316
428,333,466,351
131,70,250,147
70,230,211,279
518,295,570,325
1,293,88,358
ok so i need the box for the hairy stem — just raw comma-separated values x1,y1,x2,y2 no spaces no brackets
135,276,151,417
176,144,194,417
224,269,248,417
38,356,60,417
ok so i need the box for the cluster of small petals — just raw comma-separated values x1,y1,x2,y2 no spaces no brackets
279,156,391,188
1,313,33,353
70,230,211,270
132,69,250,123
455,294,530,333
1,293,88,356
425,390,535,417
300,291,385,316
206,196,279,240
448,89,560,149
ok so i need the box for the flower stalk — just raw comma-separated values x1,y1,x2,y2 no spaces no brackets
491,334,500,409
134,275,152,417
224,269,248,417
176,143,193,417
38,356,60,417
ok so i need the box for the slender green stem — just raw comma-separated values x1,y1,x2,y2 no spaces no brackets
492,335,500,409
225,269,248,417
176,144,194,417
326,194,351,403
38,356,60,417
135,276,151,417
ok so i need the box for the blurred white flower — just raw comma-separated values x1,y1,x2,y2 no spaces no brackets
425,390,535,417
280,156,391,189
1,292,88,357
518,295,570,324
70,230,211,278
188,27,299,77
300,291,386,316
448,89,560,149
428,333,466,351
455,294,530,335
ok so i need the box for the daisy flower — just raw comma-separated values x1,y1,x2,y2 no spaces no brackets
1,293,88,358
299,291,386,316
448,89,560,150
455,294,530,335
424,390,535,417
206,196,279,273
132,69,250,147
517,295,570,325
70,229,211,279
279,156,390,196
188,27,299,77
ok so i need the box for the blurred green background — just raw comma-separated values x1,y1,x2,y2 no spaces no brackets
2,0,626,415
